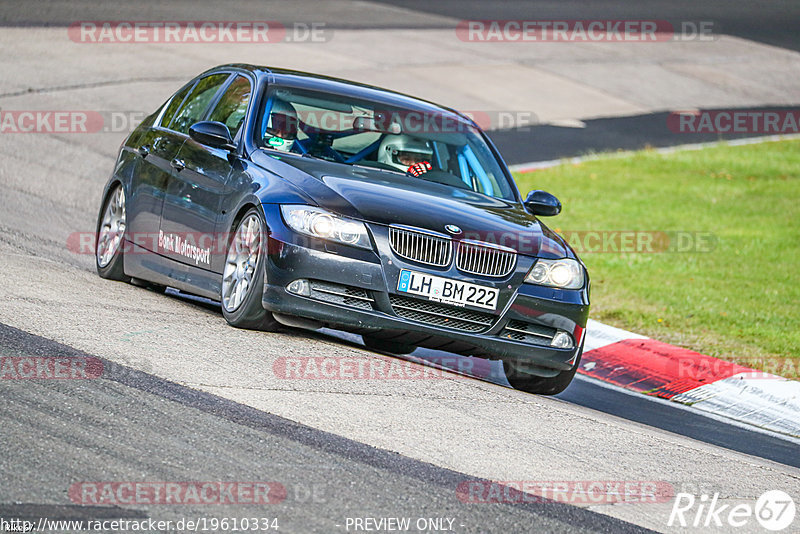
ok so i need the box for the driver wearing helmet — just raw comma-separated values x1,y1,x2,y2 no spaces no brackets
264,99,299,152
378,134,434,177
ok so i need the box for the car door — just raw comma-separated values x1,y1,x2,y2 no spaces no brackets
158,73,252,274
126,81,195,251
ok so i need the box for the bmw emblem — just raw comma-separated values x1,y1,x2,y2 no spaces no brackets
445,224,462,235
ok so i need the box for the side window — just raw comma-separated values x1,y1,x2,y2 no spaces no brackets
169,73,230,134
159,82,194,128
208,75,252,139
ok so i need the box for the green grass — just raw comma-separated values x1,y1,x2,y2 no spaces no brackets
514,140,800,378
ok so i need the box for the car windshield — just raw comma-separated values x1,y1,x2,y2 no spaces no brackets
255,86,517,201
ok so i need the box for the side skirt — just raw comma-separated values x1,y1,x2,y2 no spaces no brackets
124,241,221,300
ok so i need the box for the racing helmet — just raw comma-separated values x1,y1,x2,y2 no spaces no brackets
378,134,434,172
265,99,299,152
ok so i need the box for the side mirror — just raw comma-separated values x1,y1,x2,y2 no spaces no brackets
524,190,562,216
189,121,236,151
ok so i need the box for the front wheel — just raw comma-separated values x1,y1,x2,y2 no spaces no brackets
504,346,583,395
221,208,279,331
96,183,130,282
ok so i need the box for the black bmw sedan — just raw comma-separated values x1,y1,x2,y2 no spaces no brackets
95,64,590,394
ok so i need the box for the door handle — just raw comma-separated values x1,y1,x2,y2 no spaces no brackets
170,158,185,171
137,145,149,158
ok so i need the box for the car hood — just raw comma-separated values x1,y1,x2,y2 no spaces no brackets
251,151,570,258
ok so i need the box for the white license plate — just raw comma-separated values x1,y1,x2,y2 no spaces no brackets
397,269,499,311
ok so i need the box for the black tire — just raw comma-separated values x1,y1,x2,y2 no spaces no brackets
504,345,583,395
362,334,416,355
220,208,279,331
95,183,130,282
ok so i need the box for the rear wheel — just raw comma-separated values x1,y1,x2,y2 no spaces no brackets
221,209,279,331
504,346,583,395
362,334,416,355
96,184,130,282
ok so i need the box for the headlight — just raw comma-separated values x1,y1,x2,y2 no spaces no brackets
525,258,585,289
280,205,372,249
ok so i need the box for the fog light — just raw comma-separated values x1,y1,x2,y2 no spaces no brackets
286,279,310,296
551,331,574,349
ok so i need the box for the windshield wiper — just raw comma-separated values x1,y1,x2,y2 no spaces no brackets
352,163,405,176
301,152,334,162
260,147,331,163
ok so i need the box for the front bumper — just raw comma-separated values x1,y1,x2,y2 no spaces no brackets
260,205,589,376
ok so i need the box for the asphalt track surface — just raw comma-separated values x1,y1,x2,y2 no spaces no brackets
5,0,800,53
372,0,800,53
315,328,800,470
488,107,800,166
1,2,799,533
0,323,644,534
372,0,800,164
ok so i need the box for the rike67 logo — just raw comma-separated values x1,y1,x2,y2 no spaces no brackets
669,490,796,531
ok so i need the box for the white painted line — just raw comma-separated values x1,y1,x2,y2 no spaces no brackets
508,133,800,174
671,372,800,438
546,118,587,129
583,318,647,352
573,373,800,445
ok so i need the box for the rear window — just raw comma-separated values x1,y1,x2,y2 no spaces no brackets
169,73,230,134
159,82,194,129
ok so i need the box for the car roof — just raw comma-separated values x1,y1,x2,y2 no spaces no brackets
201,63,475,125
